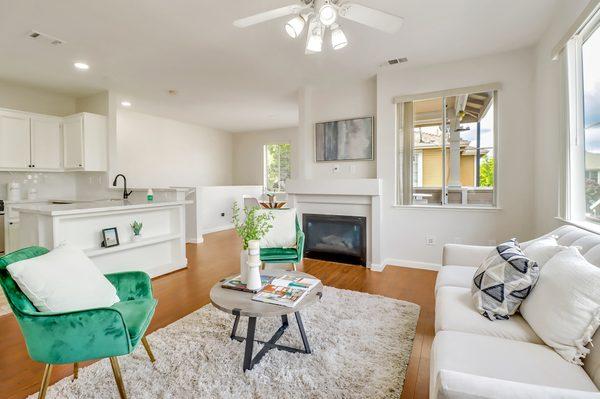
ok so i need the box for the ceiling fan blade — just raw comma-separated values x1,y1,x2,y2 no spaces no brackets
338,3,404,34
233,5,304,28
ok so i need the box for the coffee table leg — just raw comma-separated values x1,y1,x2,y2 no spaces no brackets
243,317,257,372
295,312,311,354
230,314,240,339
281,314,289,327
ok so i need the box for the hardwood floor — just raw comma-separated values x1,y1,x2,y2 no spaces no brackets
0,229,437,399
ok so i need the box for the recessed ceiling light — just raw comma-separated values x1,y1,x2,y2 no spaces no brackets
121,101,132,107
73,62,90,70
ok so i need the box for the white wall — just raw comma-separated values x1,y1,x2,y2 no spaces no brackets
0,80,77,116
377,48,537,266
194,185,263,241
115,109,234,188
532,0,590,235
297,78,377,179
232,127,296,186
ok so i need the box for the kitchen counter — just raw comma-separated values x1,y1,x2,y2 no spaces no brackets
15,199,191,216
15,199,189,277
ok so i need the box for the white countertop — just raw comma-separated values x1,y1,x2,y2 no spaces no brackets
14,199,191,216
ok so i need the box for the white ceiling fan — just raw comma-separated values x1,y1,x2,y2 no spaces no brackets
233,0,404,54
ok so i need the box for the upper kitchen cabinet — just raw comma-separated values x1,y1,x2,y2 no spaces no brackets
30,115,63,170
63,113,107,172
0,109,30,169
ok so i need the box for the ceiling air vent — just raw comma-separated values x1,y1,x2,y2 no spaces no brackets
387,57,408,65
27,30,65,46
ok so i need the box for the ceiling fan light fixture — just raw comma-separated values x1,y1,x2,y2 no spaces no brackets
285,15,305,38
319,3,337,26
306,23,324,53
331,26,348,50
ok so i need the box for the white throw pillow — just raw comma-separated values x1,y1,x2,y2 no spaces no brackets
522,236,568,268
520,247,600,364
258,208,297,249
7,244,120,312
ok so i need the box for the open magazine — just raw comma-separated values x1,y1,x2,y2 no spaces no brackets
252,275,321,307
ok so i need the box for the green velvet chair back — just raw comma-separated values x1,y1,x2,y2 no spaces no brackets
0,247,49,315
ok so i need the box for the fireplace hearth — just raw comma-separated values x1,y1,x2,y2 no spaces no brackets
303,214,367,266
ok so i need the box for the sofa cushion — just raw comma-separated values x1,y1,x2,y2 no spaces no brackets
436,286,542,344
471,239,539,320
520,247,600,365
434,369,600,399
435,265,477,293
430,331,599,399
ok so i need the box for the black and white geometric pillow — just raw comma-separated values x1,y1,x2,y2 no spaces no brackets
471,239,540,320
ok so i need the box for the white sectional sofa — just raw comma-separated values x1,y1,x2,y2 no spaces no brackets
431,225,600,399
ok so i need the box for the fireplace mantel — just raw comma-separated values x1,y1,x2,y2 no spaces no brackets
286,179,382,196
286,178,383,271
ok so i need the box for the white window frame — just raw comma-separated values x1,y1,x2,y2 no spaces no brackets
393,84,501,209
565,10,600,224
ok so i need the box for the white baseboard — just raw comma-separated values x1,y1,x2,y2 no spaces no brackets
369,263,385,272
383,258,441,272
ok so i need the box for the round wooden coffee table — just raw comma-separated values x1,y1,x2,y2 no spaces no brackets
210,270,323,372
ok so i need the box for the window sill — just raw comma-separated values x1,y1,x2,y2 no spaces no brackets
392,204,502,212
555,217,600,235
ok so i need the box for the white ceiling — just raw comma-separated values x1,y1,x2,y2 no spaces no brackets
0,0,561,132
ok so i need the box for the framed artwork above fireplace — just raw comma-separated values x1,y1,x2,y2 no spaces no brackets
315,116,374,162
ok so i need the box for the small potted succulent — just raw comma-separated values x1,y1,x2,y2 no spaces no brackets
232,201,273,288
131,221,143,241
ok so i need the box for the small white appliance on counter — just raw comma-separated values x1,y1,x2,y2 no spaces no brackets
7,182,21,202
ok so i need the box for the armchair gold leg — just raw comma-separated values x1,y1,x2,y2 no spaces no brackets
109,357,127,399
73,362,79,380
292,263,297,271
38,364,53,399
141,336,156,363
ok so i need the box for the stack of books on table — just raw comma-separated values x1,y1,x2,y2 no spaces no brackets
251,275,321,307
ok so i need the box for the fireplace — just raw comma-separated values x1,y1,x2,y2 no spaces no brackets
302,214,367,266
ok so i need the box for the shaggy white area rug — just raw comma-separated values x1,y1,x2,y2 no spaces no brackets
31,286,420,399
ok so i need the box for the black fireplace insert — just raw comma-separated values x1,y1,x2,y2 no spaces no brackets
302,214,367,266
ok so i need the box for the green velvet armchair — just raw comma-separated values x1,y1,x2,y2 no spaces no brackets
0,247,158,399
260,213,305,271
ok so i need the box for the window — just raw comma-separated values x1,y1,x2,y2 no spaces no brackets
396,87,498,207
583,23,600,219
264,143,291,192
566,11,600,222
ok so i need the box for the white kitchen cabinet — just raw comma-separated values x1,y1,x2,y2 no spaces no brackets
0,110,30,168
30,115,63,170
63,113,107,171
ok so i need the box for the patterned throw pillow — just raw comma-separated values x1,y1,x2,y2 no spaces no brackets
471,239,539,320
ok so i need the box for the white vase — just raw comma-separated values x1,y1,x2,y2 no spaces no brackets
240,249,249,284
246,240,262,291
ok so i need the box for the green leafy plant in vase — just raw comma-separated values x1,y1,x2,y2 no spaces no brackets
232,201,273,287
131,221,143,241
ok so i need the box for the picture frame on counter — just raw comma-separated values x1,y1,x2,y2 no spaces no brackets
101,227,120,248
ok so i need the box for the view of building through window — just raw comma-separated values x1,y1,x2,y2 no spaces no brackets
264,143,291,192
403,90,496,206
583,24,600,219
